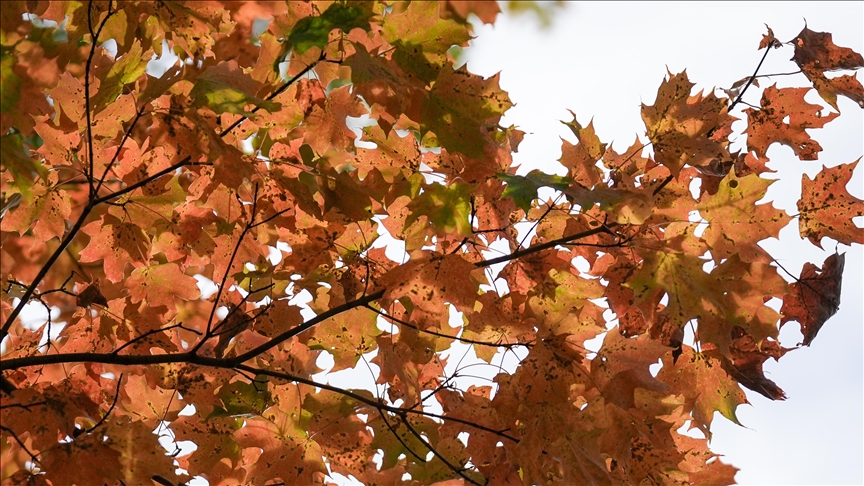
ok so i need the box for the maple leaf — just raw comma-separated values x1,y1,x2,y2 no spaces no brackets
382,1,472,83
406,182,474,237
781,251,844,346
90,40,149,112
499,170,571,212
190,60,280,116
126,262,200,308
697,169,791,263
303,85,367,154
233,386,328,484
443,0,502,24
642,71,735,176
723,330,788,400
790,27,864,110
592,327,671,409
353,125,422,182
657,346,747,435
303,302,381,372
380,253,481,323
744,85,839,160
78,215,151,283
559,114,606,187
172,415,246,483
797,160,864,248
420,67,513,159
288,2,374,54
526,269,606,341
2,182,71,243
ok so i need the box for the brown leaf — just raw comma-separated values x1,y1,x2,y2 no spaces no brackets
791,27,864,110
758,25,781,50
781,252,844,346
642,71,735,176
76,280,108,308
722,330,788,400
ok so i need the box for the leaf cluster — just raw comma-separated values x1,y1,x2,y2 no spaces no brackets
0,2,862,485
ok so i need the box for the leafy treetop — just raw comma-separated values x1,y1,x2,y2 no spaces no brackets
1,2,862,485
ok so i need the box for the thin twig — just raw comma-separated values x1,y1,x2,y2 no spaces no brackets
400,415,482,486
366,304,529,350
729,46,772,111
85,373,123,434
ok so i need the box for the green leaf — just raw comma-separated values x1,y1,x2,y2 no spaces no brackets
208,378,272,419
406,182,473,237
288,2,374,54
90,41,149,112
190,61,281,116
0,47,22,114
0,133,47,197
499,170,571,211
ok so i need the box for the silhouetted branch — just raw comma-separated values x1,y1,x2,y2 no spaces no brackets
84,373,123,435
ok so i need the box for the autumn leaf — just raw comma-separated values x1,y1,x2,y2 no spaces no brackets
406,182,474,237
744,85,839,160
90,40,149,112
2,182,71,243
303,304,381,371
798,160,864,248
642,70,735,176
421,66,513,159
790,27,864,109
723,330,788,400
657,346,747,434
697,169,791,263
190,60,280,116
78,215,151,283
382,1,472,82
559,114,606,187
781,251,844,346
126,262,200,308
287,2,374,54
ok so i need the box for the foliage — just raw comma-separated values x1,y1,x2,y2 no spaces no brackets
1,1,862,485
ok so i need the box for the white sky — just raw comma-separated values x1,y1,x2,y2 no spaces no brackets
463,2,863,484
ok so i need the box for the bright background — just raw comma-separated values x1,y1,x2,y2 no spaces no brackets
462,2,863,484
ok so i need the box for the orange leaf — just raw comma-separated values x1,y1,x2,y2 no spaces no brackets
744,85,838,160
798,160,864,248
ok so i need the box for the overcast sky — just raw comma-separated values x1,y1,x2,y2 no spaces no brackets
462,2,863,484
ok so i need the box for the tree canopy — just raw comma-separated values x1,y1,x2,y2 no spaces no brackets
1,1,862,485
